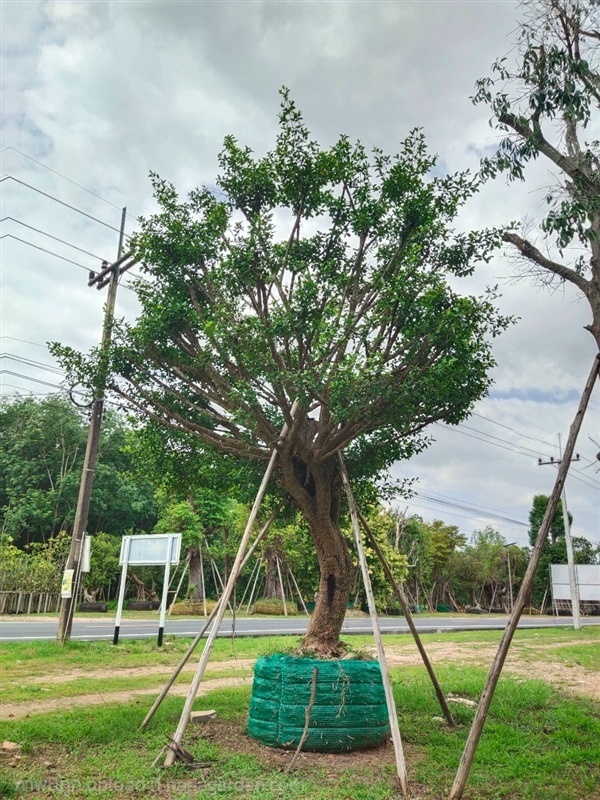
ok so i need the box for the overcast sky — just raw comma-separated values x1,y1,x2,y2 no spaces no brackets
1,0,599,550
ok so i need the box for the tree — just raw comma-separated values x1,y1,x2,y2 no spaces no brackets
474,0,600,348
55,92,510,656
0,395,157,547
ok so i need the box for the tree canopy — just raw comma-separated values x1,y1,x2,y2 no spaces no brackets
54,92,511,654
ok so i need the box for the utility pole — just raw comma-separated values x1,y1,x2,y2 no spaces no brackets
503,542,516,612
56,208,136,644
538,443,581,630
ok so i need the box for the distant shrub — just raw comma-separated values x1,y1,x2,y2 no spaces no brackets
251,598,298,616
170,600,217,616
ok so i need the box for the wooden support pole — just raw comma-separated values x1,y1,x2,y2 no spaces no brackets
449,353,600,800
288,565,309,615
162,404,297,766
168,554,190,616
246,561,263,613
338,453,409,795
237,558,259,612
276,556,288,615
355,506,456,727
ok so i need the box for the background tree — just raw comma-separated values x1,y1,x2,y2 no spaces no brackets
474,0,600,348
0,396,157,547
55,93,510,656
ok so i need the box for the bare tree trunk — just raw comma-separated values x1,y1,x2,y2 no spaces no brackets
263,537,284,600
188,546,204,602
279,454,354,658
129,571,147,601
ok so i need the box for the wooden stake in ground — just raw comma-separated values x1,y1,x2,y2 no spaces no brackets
338,452,409,796
355,507,456,728
449,353,600,800
162,404,297,766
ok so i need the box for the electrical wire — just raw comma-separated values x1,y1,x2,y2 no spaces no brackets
0,175,129,236
0,369,78,393
1,217,109,261
1,234,92,273
0,146,138,220
0,354,65,376
0,336,49,349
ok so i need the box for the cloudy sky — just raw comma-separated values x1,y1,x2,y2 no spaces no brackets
1,0,599,550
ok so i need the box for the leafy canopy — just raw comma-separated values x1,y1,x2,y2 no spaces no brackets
55,91,509,483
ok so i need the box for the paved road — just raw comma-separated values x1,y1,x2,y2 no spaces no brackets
1,614,598,642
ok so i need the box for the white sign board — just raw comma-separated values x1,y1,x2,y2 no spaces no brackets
551,564,600,602
119,534,181,567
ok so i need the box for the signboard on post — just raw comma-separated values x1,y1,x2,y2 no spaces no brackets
551,564,600,604
114,534,182,646
61,569,75,599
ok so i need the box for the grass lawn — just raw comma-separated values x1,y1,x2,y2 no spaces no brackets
1,628,599,799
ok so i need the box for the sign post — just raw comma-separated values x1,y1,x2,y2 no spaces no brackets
113,534,181,646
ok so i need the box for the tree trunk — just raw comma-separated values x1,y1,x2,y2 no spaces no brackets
263,537,284,600
188,546,204,602
278,453,354,658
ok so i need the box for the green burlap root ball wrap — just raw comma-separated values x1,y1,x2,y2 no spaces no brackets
247,653,390,752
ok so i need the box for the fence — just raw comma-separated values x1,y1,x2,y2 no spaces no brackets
0,591,61,615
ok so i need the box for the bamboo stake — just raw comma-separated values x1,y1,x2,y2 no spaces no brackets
237,558,260,612
246,560,263,613
163,404,297,766
168,554,190,616
288,565,309,614
140,507,281,729
449,354,600,800
355,506,456,727
276,556,288,615
338,452,409,795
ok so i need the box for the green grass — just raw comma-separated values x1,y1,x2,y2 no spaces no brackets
4,624,599,677
1,666,598,799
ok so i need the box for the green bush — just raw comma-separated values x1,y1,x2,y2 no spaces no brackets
170,600,217,616
251,598,299,616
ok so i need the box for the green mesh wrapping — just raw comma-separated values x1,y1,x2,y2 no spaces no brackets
247,654,390,752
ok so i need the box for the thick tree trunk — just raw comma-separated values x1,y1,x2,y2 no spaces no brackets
188,546,205,602
263,539,284,601
278,452,354,658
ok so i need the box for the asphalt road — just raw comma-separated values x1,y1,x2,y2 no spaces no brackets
1,614,598,642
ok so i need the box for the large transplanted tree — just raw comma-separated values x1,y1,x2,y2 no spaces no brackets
55,93,509,657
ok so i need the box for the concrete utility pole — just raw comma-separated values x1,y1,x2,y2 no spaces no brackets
503,542,516,612
56,208,134,644
538,440,582,630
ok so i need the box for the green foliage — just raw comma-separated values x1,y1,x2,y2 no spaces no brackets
0,531,69,593
0,395,157,547
53,90,510,487
81,532,121,600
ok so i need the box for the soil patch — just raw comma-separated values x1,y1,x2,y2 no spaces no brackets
0,676,251,720
25,658,256,685
191,716,416,776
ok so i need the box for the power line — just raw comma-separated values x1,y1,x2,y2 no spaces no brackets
0,146,138,220
1,217,109,261
1,234,92,273
477,398,599,464
0,336,49,349
1,175,128,235
1,369,70,392
0,354,65,376
470,411,556,450
2,235,140,294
